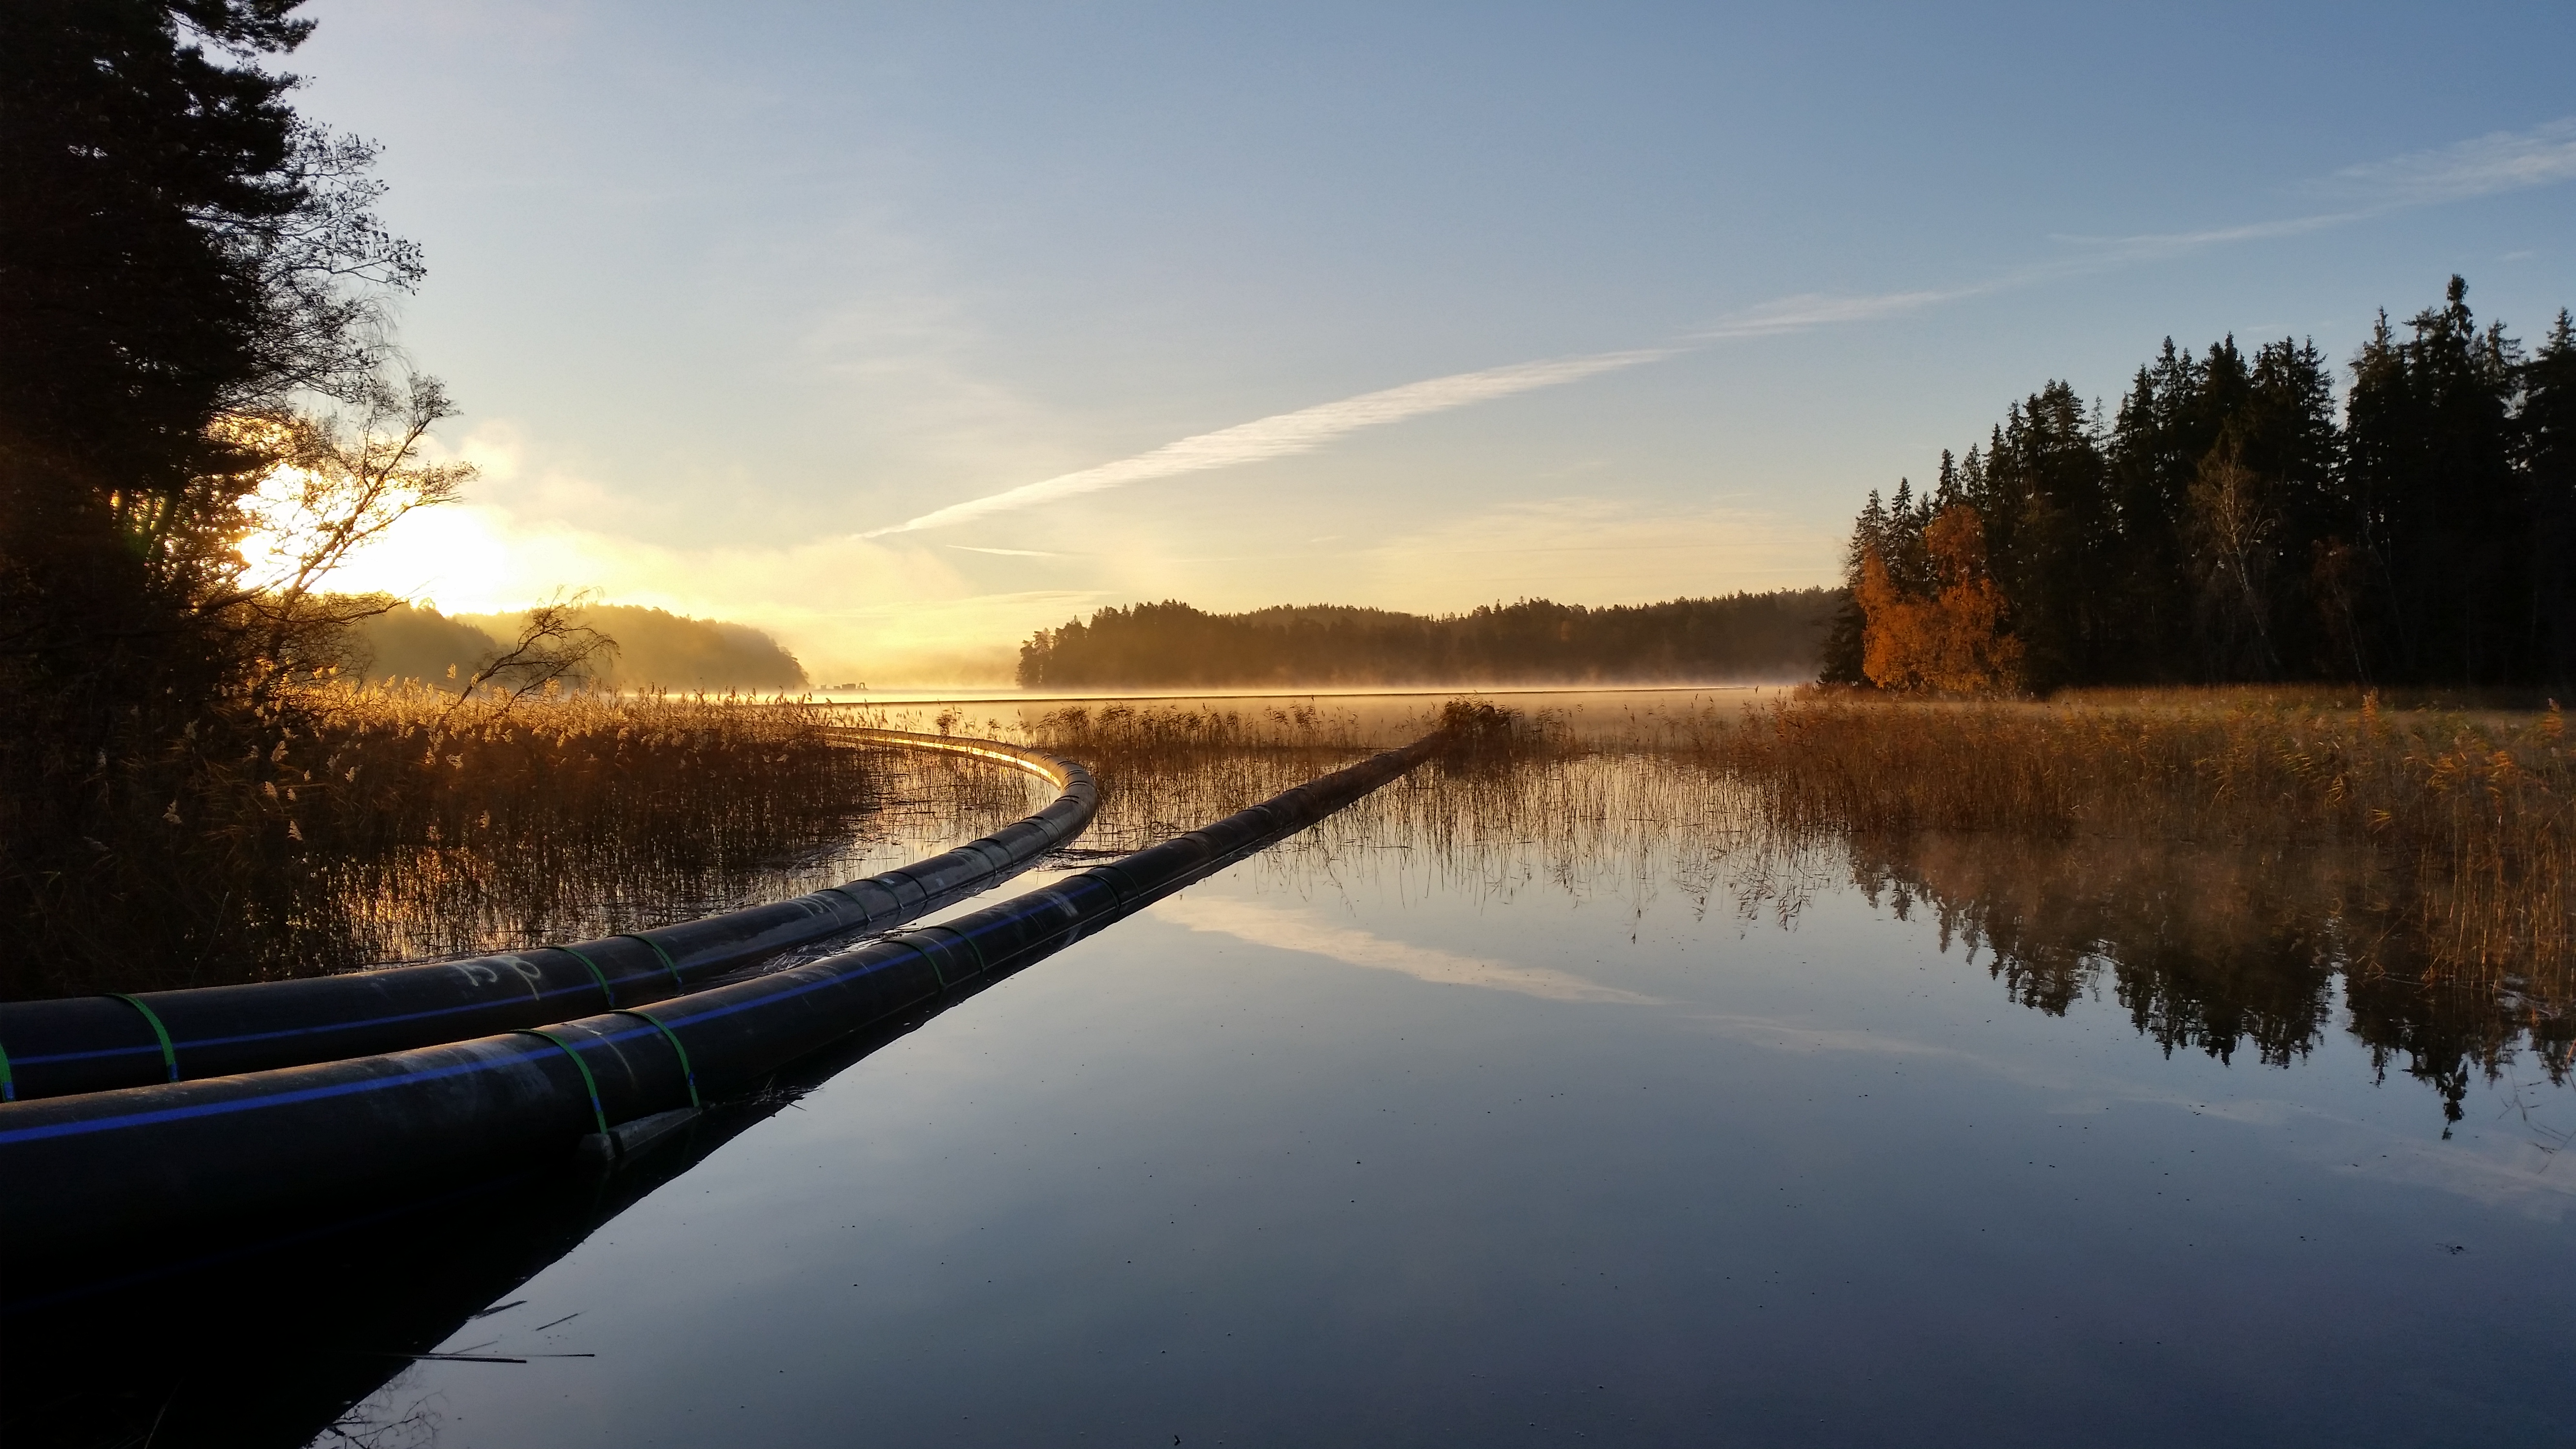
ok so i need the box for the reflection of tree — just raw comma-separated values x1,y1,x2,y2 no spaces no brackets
1850,831,2344,1063
1094,741,2574,1120
1844,827,2571,1121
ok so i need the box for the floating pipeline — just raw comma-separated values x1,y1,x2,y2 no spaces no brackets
0,730,1095,1102
0,731,1443,1257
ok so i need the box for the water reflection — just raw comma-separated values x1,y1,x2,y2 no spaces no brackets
1845,829,2575,1126
7,737,2571,1447
1215,749,2573,1123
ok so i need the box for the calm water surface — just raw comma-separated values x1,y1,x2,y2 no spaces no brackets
312,748,2573,1448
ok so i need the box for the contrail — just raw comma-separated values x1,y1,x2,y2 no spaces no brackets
862,115,2576,541
862,347,1674,537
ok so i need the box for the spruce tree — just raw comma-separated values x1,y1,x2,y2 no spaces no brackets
2343,277,2528,684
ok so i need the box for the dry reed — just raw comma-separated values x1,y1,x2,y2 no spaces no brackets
1688,690,2573,989
9,685,958,997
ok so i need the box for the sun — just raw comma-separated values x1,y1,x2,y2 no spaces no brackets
238,486,530,614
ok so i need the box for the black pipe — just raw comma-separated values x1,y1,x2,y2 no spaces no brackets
0,732,1442,1256
0,992,967,1446
0,730,1095,1101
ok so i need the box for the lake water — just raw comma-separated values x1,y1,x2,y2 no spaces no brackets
308,741,2574,1449
16,716,2574,1447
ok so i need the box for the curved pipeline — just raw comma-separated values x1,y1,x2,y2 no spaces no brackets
0,730,1095,1101
0,731,1444,1255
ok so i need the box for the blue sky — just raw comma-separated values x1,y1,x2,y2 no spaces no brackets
291,1,2576,681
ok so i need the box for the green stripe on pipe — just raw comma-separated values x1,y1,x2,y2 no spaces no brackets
519,1029,612,1139
917,924,991,979
885,933,948,989
1088,861,1147,905
0,1037,14,1101
618,1009,701,1109
554,945,618,1009
105,994,179,1083
614,934,685,987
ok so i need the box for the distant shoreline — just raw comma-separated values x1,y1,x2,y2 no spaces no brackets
811,682,1798,707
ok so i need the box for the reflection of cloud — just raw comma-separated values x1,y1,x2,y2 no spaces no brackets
1157,895,1660,1005
1684,1013,2575,1212
863,348,1676,537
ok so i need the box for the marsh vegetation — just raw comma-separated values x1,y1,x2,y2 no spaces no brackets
2,687,1045,999
848,687,2572,1120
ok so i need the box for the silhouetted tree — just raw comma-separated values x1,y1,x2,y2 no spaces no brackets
2343,278,2530,685
1835,277,2571,694
1,0,446,972
1018,591,1841,689
2524,311,2576,680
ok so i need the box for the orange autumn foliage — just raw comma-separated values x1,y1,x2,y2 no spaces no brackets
1857,504,2024,693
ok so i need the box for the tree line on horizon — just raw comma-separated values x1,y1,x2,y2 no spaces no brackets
357,602,807,692
1017,593,1839,689
1823,277,2576,693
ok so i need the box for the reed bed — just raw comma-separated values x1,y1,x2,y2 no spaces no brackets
9,686,990,997
836,701,1407,855
1684,691,2574,987
1197,735,2565,1117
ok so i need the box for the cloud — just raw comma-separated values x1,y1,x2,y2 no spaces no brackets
2324,117,2576,206
1156,894,1661,1005
2056,116,2576,264
862,348,1676,536
1696,286,1996,338
856,117,2576,549
2049,210,2367,263
950,544,1068,557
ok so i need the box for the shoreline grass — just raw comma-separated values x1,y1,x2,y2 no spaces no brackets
8,684,896,998
1690,689,2571,986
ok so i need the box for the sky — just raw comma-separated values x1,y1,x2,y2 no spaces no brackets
285,0,2576,683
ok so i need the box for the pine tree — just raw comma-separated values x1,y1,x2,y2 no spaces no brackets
2521,310,2576,685
2343,277,2528,684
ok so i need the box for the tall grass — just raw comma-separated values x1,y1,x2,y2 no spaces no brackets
1231,720,2569,1117
824,700,1403,855
1692,690,2573,986
8,685,931,997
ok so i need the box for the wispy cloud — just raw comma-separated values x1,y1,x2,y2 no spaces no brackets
1156,895,1661,1006
862,348,1674,536
2324,117,2576,206
2059,116,2576,262
1695,285,1996,338
949,544,1067,557
856,118,2576,543
2049,210,2366,263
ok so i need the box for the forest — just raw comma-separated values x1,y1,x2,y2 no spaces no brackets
1017,591,1837,689
357,602,808,692
1823,277,2576,693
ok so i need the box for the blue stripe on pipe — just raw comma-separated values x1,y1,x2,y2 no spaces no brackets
7,979,612,1065
0,741,1431,1151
